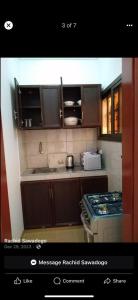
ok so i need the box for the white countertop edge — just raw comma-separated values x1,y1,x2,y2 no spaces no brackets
20,170,108,182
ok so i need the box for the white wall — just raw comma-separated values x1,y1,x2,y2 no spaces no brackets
1,58,24,239
18,58,101,85
98,141,122,192
18,130,27,173
18,58,122,88
99,58,122,89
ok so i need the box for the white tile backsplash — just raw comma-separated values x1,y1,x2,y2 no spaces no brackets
66,129,84,142
47,142,66,154
67,141,86,153
85,128,97,141
73,153,81,166
25,142,47,156
48,153,66,168
86,141,97,152
47,129,66,142
18,128,122,193
19,128,98,170
27,155,48,168
24,130,47,143
66,128,97,142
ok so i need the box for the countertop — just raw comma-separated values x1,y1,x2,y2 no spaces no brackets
21,166,108,182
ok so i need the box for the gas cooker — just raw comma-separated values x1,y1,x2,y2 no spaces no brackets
80,192,123,242
82,192,122,217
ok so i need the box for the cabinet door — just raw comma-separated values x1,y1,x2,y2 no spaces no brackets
82,85,101,127
52,179,81,226
80,176,108,197
41,86,61,128
21,181,52,229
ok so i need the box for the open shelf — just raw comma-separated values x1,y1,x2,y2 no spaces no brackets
63,86,82,128
21,107,42,128
64,105,81,108
20,87,42,128
20,87,40,106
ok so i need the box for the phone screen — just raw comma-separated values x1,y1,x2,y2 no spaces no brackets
1,13,138,299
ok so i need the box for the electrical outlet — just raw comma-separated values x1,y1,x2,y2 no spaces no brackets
58,160,64,165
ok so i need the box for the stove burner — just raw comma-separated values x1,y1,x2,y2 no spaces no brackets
82,192,123,217
96,204,108,215
87,192,122,205
92,202,122,216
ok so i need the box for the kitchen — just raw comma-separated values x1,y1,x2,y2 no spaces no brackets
0,58,124,243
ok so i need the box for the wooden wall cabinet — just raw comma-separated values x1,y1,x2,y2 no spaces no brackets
14,78,101,129
100,75,122,141
21,176,108,229
14,79,62,129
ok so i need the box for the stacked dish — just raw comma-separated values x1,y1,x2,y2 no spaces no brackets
77,99,81,106
64,101,74,107
64,117,78,126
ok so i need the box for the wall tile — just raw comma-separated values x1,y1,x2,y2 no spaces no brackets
25,142,47,156
67,141,86,153
73,153,81,166
48,153,66,168
85,128,97,141
86,141,97,152
66,128,98,142
24,130,47,143
46,129,66,142
27,155,48,168
47,142,66,154
66,129,73,142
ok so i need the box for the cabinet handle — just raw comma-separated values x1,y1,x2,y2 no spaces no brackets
20,120,24,126
14,110,18,120
81,112,83,121
59,109,63,119
50,187,54,199
40,110,44,124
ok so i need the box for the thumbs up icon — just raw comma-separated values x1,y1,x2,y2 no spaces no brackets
14,277,21,285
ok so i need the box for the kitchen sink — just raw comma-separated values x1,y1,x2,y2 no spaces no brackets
32,167,57,174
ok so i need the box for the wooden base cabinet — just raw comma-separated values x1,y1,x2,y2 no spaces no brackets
52,179,81,226
80,176,108,197
21,181,52,229
21,176,108,229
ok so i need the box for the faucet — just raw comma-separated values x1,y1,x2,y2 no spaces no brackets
39,142,44,154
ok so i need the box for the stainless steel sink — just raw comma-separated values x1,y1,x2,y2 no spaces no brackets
32,167,57,174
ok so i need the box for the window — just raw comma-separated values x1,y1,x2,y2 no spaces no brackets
99,75,122,141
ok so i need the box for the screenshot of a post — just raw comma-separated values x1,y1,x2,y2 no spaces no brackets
0,13,138,299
